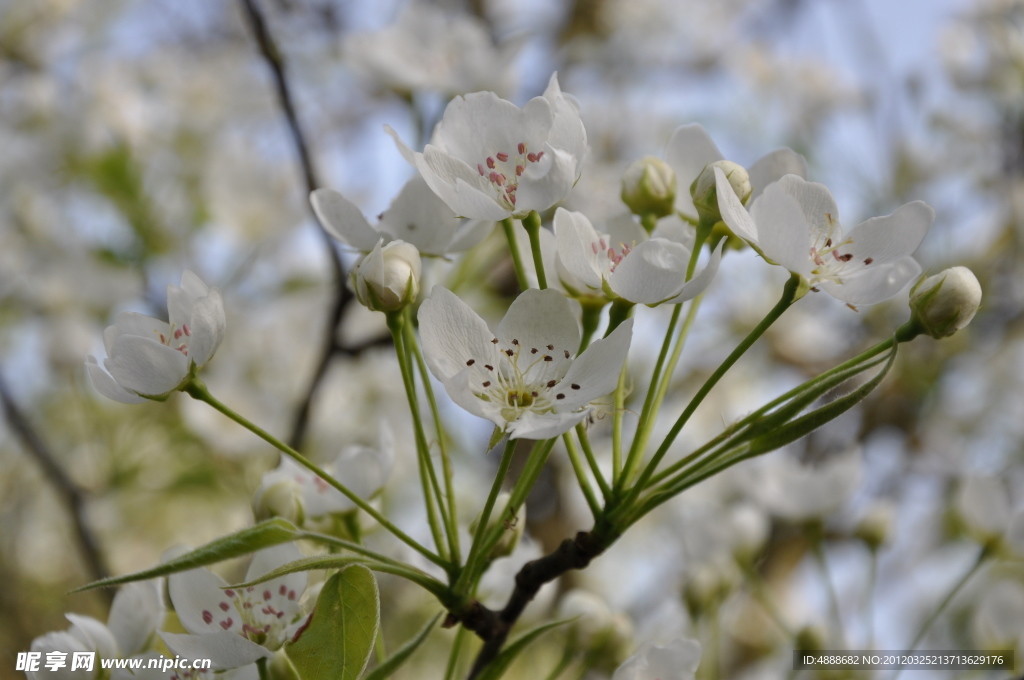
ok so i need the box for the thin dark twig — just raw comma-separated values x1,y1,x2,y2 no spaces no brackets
0,373,111,600
237,0,358,450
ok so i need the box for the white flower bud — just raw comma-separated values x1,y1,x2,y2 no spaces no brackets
621,156,677,220
909,266,982,339
854,501,895,551
252,478,305,525
350,240,422,312
691,160,751,225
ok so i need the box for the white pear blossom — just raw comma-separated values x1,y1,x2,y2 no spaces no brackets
418,287,632,439
27,583,162,680
387,73,587,220
667,123,807,220
554,208,721,306
86,271,225,403
253,430,394,523
310,176,487,257
612,638,703,680
350,240,421,312
166,544,307,667
343,1,521,96
716,170,933,306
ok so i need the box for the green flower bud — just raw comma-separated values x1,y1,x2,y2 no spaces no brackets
252,478,304,525
351,240,421,312
691,160,751,226
621,156,677,220
909,266,982,339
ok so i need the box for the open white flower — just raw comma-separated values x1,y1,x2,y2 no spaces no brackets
86,271,225,403
310,176,486,257
343,1,520,96
554,208,721,306
612,638,703,680
418,287,632,439
716,170,933,306
165,544,306,668
387,73,587,220
667,123,807,221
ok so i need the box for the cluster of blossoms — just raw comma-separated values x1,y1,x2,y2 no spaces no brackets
75,71,987,680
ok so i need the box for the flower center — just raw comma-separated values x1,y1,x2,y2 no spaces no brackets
201,584,298,650
807,212,873,286
156,323,191,355
589,236,634,273
475,142,545,210
465,337,583,425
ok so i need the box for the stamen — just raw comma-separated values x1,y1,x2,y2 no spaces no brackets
518,142,526,154
486,157,496,169
543,356,553,361
864,257,873,265
466,359,475,366
496,152,509,162
203,610,213,624
556,394,565,400
547,380,557,388
483,381,491,387
485,364,493,371
219,602,230,611
516,165,524,176
478,164,485,176
571,384,580,389
546,344,554,350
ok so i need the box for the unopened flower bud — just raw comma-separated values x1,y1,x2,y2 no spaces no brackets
469,492,524,560
691,160,751,226
253,478,305,525
909,266,982,339
621,156,677,221
351,240,421,312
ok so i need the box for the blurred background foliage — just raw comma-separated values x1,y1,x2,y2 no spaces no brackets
1,0,1023,678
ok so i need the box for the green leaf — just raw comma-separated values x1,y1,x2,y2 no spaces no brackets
476,618,573,680
287,566,380,680
362,613,442,680
71,519,300,592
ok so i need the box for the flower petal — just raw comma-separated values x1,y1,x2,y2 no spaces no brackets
65,614,119,660
418,148,510,220
310,189,380,252
379,176,461,256
418,287,499,381
664,241,725,304
105,336,189,397
168,567,240,635
557,317,633,409
609,239,691,305
554,208,605,290
108,582,162,656
507,409,589,440
666,124,724,218
159,632,271,671
747,149,808,201
543,73,587,163
433,91,552,164
845,200,933,265
515,145,576,214
103,312,170,356
85,356,146,404
187,289,226,367
771,175,840,245
820,257,921,305
714,166,758,243
497,289,580,361
244,544,307,619
750,181,815,275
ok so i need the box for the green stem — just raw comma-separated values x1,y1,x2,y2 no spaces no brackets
183,379,447,569
812,533,846,648
387,312,450,563
444,626,467,680
502,218,529,291
403,309,462,565
454,437,517,597
575,424,611,500
612,363,627,483
522,210,547,289
623,274,801,509
578,302,605,354
543,648,575,680
562,432,601,518
256,657,269,680
739,560,795,639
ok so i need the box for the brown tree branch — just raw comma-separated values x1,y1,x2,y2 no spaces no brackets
236,0,361,450
0,373,111,602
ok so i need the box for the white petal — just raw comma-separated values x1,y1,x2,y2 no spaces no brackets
187,289,226,367
666,124,723,218
750,181,815,275
103,312,170,356
433,91,552,164
447,218,495,252
159,632,271,671
558,317,633,409
384,124,417,165
772,175,840,244
65,614,119,660
714,166,758,243
747,149,808,200
244,544,307,619
820,257,921,305
514,145,576,214
650,214,696,249
845,200,933,265
168,567,241,635
554,208,605,290
310,188,380,251
419,148,510,220
108,582,162,656
497,289,580,361
105,336,188,397
609,239,691,305
179,270,210,299
507,409,589,440
664,241,724,304
418,287,498,382
85,356,145,404
379,176,461,255
613,639,702,680
543,73,587,162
